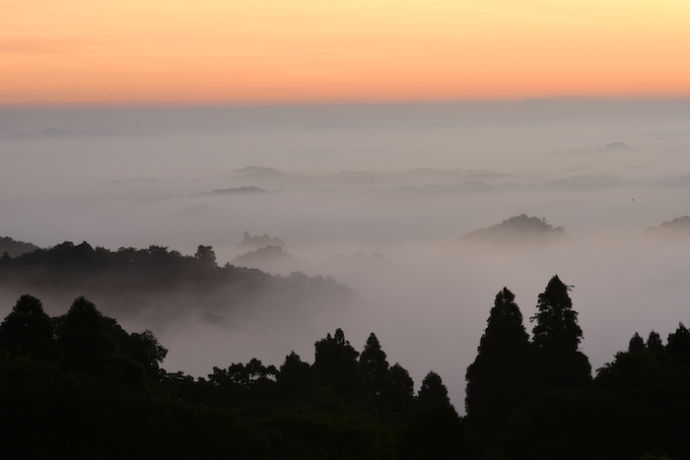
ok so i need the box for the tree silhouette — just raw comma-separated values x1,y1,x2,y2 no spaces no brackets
646,331,665,356
277,351,314,402
210,359,276,388
0,295,53,359
380,362,414,417
55,297,114,375
418,371,453,411
666,323,690,367
128,329,168,378
359,332,390,402
195,245,217,267
398,371,464,460
208,358,278,406
532,275,582,351
2,285,690,459
531,275,591,388
313,328,364,402
466,287,530,437
628,332,646,353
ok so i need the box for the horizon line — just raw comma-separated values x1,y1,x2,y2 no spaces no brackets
2,93,690,112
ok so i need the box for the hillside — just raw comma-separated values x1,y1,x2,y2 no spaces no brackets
0,236,39,258
463,214,566,245
646,215,690,238
0,241,350,323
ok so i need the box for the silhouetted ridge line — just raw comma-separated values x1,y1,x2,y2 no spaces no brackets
0,296,466,458
646,215,690,238
0,240,350,322
1,276,689,459
0,235,39,258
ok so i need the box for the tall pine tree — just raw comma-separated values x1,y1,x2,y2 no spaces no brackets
359,332,390,402
466,287,530,437
667,323,690,367
646,331,665,357
398,372,465,460
380,363,415,417
628,332,646,353
531,275,591,388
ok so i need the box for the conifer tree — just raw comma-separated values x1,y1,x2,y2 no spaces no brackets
466,287,530,436
646,331,665,356
381,363,415,416
531,275,591,388
532,275,582,352
418,371,453,412
359,332,390,401
398,372,464,460
628,332,646,353
667,323,690,366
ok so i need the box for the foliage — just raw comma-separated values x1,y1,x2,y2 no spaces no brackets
359,332,390,402
0,296,434,459
0,295,53,359
531,275,591,388
465,287,531,438
0,235,39,258
2,274,690,459
0,240,351,325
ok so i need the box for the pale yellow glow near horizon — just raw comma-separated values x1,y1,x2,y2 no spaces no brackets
2,0,690,105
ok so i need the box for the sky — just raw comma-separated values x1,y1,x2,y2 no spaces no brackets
2,0,690,105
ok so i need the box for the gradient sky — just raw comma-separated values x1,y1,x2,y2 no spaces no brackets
2,0,690,105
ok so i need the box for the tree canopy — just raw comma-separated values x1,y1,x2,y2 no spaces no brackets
1,275,690,460
531,275,591,388
465,287,531,437
0,295,53,359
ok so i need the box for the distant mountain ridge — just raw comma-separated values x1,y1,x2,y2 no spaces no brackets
233,245,294,268
463,214,565,245
0,236,39,258
646,215,690,237
0,240,350,323
239,231,286,249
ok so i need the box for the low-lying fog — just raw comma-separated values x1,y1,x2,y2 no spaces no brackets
2,99,690,408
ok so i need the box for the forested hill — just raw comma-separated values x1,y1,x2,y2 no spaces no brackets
646,215,690,238
0,241,351,322
0,235,39,258
1,276,689,459
462,214,565,246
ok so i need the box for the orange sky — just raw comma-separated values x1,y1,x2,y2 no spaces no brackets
2,0,690,105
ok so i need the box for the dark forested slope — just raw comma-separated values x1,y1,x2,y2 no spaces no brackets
0,235,39,258
0,241,351,322
0,275,688,460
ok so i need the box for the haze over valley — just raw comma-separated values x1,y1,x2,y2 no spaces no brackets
2,100,690,408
